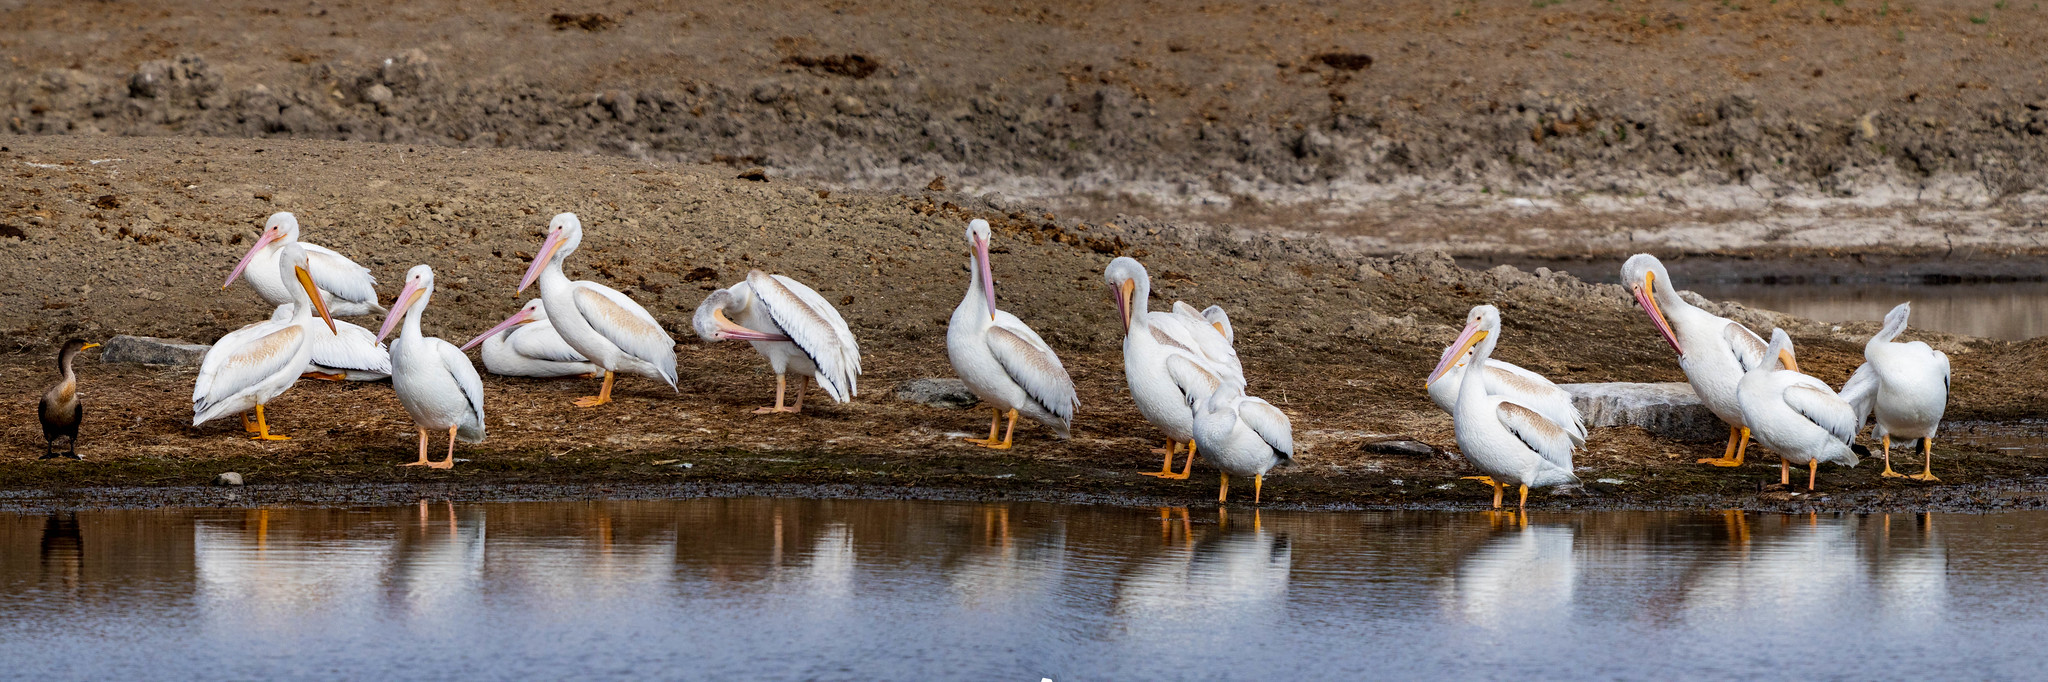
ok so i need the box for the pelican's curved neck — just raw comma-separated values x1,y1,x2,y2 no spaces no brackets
402,292,429,341
960,257,989,317
1650,270,1697,316
1129,272,1153,322
1871,312,1909,347
538,258,571,293
1458,330,1498,406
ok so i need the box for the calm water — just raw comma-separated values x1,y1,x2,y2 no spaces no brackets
1479,257,2048,340
5,499,2048,680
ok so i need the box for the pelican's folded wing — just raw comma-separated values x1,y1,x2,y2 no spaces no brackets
301,243,382,306
1238,396,1295,459
505,321,590,363
1724,322,1769,372
435,338,488,442
751,272,862,401
1162,354,1225,401
307,320,392,374
571,282,678,383
986,312,1078,420
1496,399,1577,472
194,324,305,412
1783,380,1859,443
1837,362,1878,428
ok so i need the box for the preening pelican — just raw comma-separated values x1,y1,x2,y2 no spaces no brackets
518,213,678,407
193,243,338,440
1106,257,1245,478
269,304,390,381
1426,335,1586,447
1430,305,1579,509
946,219,1078,449
225,212,385,316
1851,302,1950,481
378,265,486,469
1185,373,1294,504
692,270,861,414
38,339,100,459
1175,302,1235,343
1623,254,1768,467
1736,329,1863,490
460,299,600,379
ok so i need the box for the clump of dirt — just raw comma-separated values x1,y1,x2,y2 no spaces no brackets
0,135,2042,508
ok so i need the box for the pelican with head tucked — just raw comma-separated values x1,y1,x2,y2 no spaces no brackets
378,265,486,469
1737,329,1864,490
1185,373,1294,504
225,212,385,316
460,299,600,379
518,213,679,407
1848,302,1950,481
946,219,1078,449
1105,257,1245,478
193,243,338,440
692,270,861,414
1622,254,1769,468
1430,305,1579,510
268,304,390,381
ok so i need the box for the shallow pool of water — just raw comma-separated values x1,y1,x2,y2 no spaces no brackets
5,499,2047,679
1475,256,2048,340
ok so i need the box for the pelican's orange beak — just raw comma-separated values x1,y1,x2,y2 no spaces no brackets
709,308,790,342
461,307,536,351
224,227,284,289
1778,347,1798,373
1427,323,1488,386
1633,272,1683,356
1112,278,1137,331
377,279,427,343
295,265,337,334
518,229,566,293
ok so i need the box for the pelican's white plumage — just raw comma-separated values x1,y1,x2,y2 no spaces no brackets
378,265,486,469
193,243,338,439
225,212,385,316
1427,346,1586,447
463,299,600,379
1623,254,1769,467
1737,329,1862,490
1185,372,1294,503
1852,302,1950,480
269,304,390,381
518,213,678,407
1431,305,1579,510
692,270,862,413
1106,257,1246,477
946,219,1078,448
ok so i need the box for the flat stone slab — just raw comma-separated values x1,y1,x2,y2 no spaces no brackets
100,335,209,366
1561,382,1723,442
894,378,980,409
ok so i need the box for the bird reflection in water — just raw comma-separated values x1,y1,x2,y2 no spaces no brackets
40,512,84,594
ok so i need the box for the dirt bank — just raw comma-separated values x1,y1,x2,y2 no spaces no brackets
3,134,2047,510
5,0,2048,252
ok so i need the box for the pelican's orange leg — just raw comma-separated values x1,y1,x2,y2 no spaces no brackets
249,404,290,441
574,371,615,407
1880,435,1905,478
1157,440,1197,480
1218,472,1230,503
431,425,458,470
1462,476,1503,509
979,409,1019,450
753,375,802,414
963,407,1000,444
1142,440,1181,477
1908,438,1941,482
1699,426,1750,467
402,428,433,466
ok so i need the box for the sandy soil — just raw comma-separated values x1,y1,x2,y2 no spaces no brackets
3,134,2047,509
5,0,2048,252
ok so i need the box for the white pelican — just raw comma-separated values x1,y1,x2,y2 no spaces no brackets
691,270,862,414
1430,305,1579,509
1184,373,1294,503
459,299,601,379
1736,329,1864,490
1176,302,1234,342
224,212,385,316
1623,254,1768,467
193,243,337,440
1851,302,1950,481
377,265,486,469
517,213,679,407
946,219,1078,449
1105,257,1245,477
268,304,390,381
1426,333,1587,447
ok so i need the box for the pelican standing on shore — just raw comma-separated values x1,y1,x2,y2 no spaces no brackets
461,300,600,379
269,304,390,381
1106,257,1244,477
1852,302,1950,480
692,270,861,414
193,243,337,440
1430,305,1579,510
1185,371,1294,504
1737,329,1864,490
38,339,100,459
517,213,678,407
379,265,486,469
947,219,1078,449
224,212,385,316
1623,254,1768,467
1426,335,1586,447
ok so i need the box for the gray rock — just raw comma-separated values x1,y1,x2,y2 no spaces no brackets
100,335,209,366
1562,382,1723,441
1363,439,1436,457
213,472,244,486
895,378,980,409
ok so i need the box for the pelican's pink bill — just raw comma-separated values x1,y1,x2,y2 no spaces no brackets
1426,321,1487,386
461,308,534,351
1633,284,1683,355
222,228,284,288
377,280,426,343
518,229,567,293
975,236,996,320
